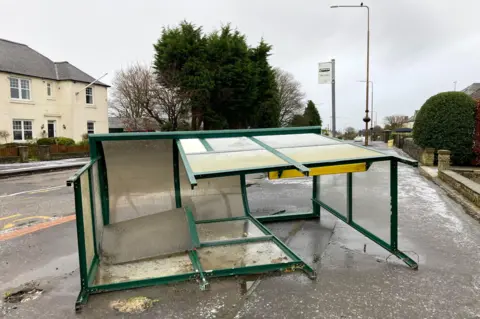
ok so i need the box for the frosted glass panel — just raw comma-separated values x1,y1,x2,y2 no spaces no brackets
187,149,288,174
180,138,207,154
279,144,383,163
205,137,261,152
255,133,338,148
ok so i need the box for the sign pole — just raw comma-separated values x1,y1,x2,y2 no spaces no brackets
331,59,336,137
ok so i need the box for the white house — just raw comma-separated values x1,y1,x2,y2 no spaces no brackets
0,38,109,143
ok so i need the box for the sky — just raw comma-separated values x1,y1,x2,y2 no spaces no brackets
1,0,479,131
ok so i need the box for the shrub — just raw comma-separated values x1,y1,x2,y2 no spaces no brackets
37,138,56,145
55,137,75,146
77,139,89,146
413,92,476,165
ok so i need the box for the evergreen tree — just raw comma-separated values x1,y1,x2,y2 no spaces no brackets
303,100,322,126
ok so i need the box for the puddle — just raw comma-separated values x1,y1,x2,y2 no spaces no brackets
4,288,43,303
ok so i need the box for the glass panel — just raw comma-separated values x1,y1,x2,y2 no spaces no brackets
186,149,288,174
13,131,22,140
279,144,384,164
91,162,104,253
101,207,193,264
197,241,293,271
24,130,32,140
21,89,30,100
181,173,245,221
205,137,261,152
9,78,18,88
197,220,264,242
10,88,19,99
352,161,391,245
80,173,95,272
255,133,338,148
94,252,194,285
318,174,347,217
12,121,22,130
20,79,29,89
103,140,176,223
180,138,207,154
23,121,32,130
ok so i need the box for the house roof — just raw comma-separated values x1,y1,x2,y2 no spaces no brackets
462,83,480,100
0,38,109,87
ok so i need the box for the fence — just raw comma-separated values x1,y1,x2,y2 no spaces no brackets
0,144,89,162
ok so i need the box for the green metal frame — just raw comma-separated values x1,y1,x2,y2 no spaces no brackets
69,127,419,311
249,136,310,176
176,139,198,188
312,158,418,269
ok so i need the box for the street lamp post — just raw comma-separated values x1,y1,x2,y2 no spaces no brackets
357,80,374,130
331,3,371,146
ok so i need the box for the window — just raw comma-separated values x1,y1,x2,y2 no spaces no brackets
47,83,52,96
12,120,33,141
86,87,93,104
9,78,31,100
87,121,95,134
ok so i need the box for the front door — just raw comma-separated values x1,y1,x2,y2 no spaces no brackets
47,120,56,138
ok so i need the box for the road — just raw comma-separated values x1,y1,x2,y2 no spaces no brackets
1,145,480,318
0,170,75,239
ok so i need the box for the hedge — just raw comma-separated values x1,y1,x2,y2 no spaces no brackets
413,92,476,165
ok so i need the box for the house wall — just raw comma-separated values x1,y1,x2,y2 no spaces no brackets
0,72,108,143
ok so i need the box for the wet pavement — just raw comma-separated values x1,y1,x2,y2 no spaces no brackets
1,145,480,318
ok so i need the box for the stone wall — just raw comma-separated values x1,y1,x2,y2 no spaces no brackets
439,170,480,208
402,138,423,162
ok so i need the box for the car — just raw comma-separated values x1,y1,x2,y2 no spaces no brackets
354,136,365,143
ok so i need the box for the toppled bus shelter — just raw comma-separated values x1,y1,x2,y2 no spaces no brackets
67,126,418,310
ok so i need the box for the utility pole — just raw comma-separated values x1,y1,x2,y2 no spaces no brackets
331,3,371,146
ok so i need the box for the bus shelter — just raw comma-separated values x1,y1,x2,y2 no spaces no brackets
67,126,418,310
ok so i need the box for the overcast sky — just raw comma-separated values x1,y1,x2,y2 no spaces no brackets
1,0,479,130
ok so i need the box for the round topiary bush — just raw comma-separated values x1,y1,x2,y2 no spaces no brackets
55,137,75,146
413,91,476,165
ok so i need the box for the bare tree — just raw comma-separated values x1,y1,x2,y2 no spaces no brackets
110,63,192,131
148,69,192,131
109,63,160,131
343,127,358,140
384,115,409,130
274,68,305,127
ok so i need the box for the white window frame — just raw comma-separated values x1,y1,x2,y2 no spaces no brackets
12,120,34,141
86,87,94,104
9,77,31,101
87,121,95,134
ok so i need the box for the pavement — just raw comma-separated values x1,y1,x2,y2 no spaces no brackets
0,144,480,318
0,158,88,178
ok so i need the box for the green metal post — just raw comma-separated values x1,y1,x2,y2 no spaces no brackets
347,173,353,224
390,159,398,251
312,176,320,217
176,139,197,188
172,140,182,208
240,174,251,217
73,179,89,310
